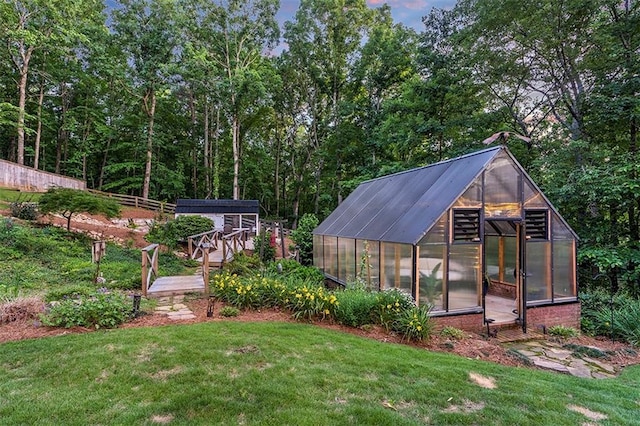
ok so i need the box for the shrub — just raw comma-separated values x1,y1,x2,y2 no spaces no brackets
593,298,640,346
44,285,95,303
253,230,276,263
440,326,466,340
219,306,240,317
372,289,415,330
393,305,434,341
333,289,378,327
288,284,336,321
547,325,579,339
266,260,325,287
580,290,640,346
223,252,263,276
290,214,318,266
41,292,132,329
0,297,45,323
10,202,39,221
147,215,214,248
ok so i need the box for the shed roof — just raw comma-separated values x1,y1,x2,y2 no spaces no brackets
175,199,259,214
314,146,576,245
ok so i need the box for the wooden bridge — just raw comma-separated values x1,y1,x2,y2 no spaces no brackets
141,228,252,297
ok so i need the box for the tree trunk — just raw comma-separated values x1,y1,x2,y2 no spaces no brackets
17,68,29,166
34,78,45,170
232,113,240,200
203,99,210,198
142,89,157,200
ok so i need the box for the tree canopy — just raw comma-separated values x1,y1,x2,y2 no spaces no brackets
1,0,639,293
38,188,121,231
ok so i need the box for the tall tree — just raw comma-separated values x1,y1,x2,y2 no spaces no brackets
181,0,280,200
0,0,91,166
111,0,180,199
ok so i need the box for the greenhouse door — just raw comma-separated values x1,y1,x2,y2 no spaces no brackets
483,220,526,332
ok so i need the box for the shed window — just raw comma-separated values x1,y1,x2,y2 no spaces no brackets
453,209,480,242
525,210,548,240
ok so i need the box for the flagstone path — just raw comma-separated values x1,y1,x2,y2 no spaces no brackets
506,340,620,379
154,295,196,320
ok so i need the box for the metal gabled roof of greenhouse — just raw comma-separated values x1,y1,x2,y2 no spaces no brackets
314,146,502,245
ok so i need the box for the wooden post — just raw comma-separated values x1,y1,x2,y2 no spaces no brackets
141,251,148,297
279,222,286,259
188,237,193,258
203,245,210,294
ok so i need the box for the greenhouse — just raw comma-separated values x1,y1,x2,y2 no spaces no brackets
313,146,579,332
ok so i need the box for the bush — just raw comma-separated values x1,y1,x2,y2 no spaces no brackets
41,292,132,329
290,214,318,266
219,306,240,317
440,326,466,340
147,215,214,248
333,289,378,327
0,297,45,323
372,289,415,330
393,305,434,341
547,325,579,339
253,230,276,263
266,260,325,287
10,202,39,221
44,285,95,303
223,252,263,276
288,284,336,321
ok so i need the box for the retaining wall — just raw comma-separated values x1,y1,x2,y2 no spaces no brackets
0,159,85,192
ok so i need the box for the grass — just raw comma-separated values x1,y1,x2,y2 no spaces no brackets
1,321,638,425
0,220,191,295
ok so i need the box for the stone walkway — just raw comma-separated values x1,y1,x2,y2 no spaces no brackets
506,340,618,379
154,295,196,320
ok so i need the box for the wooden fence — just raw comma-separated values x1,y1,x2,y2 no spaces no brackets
88,189,176,214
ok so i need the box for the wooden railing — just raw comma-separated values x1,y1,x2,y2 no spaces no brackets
187,229,222,260
141,244,160,296
88,189,176,213
221,228,251,264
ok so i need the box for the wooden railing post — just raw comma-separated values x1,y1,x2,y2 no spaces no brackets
141,244,159,296
203,247,209,294
141,250,148,297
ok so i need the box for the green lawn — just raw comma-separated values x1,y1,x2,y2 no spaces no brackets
1,321,638,425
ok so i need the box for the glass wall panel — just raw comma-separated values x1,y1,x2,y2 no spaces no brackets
381,242,413,298
448,244,481,310
484,154,522,218
524,180,546,208
553,240,576,298
418,243,446,311
313,235,323,270
485,236,499,281
454,179,482,208
422,213,447,244
502,237,517,284
552,212,574,239
338,237,356,283
356,240,379,290
323,237,338,278
526,241,551,302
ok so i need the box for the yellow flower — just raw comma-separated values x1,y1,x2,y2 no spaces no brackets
324,309,330,315
387,304,392,309
417,326,422,331
395,302,399,307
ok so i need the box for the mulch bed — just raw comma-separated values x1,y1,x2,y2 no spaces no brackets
4,297,638,374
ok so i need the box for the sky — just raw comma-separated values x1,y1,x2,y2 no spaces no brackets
276,0,457,32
